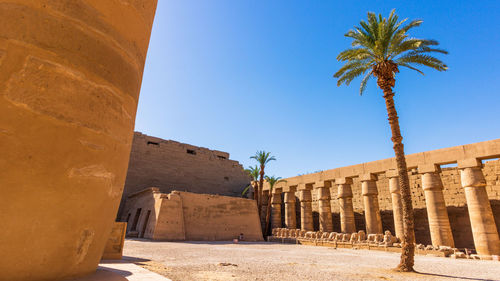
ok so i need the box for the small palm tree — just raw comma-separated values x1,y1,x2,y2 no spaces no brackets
263,176,283,236
245,165,261,201
334,10,447,272
250,151,276,217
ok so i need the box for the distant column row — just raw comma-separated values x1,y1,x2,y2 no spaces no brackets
269,158,500,259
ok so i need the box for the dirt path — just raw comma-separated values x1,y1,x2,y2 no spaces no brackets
123,239,500,281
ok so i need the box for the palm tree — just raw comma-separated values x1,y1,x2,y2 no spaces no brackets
245,165,261,201
250,151,276,217
334,10,447,272
263,176,283,236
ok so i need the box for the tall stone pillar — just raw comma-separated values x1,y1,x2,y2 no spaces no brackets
458,159,500,259
271,189,283,229
299,187,314,231
0,2,157,280
361,173,383,234
386,169,404,240
284,189,297,229
418,164,455,247
336,178,356,233
316,182,333,232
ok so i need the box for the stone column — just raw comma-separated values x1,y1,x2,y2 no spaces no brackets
361,173,383,234
0,2,157,280
418,164,455,247
284,189,297,229
458,159,500,259
317,182,333,232
336,178,356,233
386,169,404,240
271,189,283,229
299,187,314,231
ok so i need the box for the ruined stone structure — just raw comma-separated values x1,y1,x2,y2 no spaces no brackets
118,132,251,218
121,188,263,241
0,1,157,280
264,139,500,260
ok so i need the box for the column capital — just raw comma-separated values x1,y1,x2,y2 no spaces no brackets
421,172,444,191
335,177,353,185
418,163,441,174
361,180,378,195
385,169,399,179
458,158,482,169
460,165,486,187
337,184,353,198
283,192,296,203
317,186,331,200
299,189,312,201
360,173,378,182
283,185,297,193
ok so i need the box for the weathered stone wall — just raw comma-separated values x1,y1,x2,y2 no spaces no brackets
118,132,251,218
300,160,500,249
121,189,263,241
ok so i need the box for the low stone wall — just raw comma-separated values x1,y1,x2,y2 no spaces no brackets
121,188,263,241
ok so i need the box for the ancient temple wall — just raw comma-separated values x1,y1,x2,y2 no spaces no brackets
271,139,500,250
118,132,251,218
122,189,263,241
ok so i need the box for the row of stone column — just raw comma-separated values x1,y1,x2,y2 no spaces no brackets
267,158,500,259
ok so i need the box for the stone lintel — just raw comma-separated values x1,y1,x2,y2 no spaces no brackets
272,187,283,194
360,173,378,182
335,177,353,185
314,180,333,189
458,158,482,169
385,169,399,178
298,183,314,190
418,163,441,174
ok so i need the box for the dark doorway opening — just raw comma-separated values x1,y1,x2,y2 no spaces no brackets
140,210,151,238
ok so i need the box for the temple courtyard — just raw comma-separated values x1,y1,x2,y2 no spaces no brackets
118,239,500,281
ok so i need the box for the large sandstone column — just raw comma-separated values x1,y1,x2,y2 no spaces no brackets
284,189,297,229
271,190,283,229
299,187,314,231
0,1,157,280
337,178,356,233
386,169,404,240
458,159,500,259
419,164,455,247
361,173,383,234
317,183,333,232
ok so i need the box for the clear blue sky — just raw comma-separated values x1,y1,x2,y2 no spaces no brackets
135,0,500,178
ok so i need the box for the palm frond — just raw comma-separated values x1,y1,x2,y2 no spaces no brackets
334,10,447,93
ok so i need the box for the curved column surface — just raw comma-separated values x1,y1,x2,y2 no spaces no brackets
387,170,404,240
337,178,356,233
271,192,282,229
299,189,313,231
459,160,500,258
283,191,297,229
361,174,383,234
317,186,333,232
0,1,157,280
420,168,455,247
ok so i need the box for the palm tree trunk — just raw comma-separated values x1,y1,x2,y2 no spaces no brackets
258,166,265,218
253,182,259,202
375,62,415,272
264,192,273,237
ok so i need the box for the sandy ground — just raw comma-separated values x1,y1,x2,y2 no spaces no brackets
123,239,500,281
